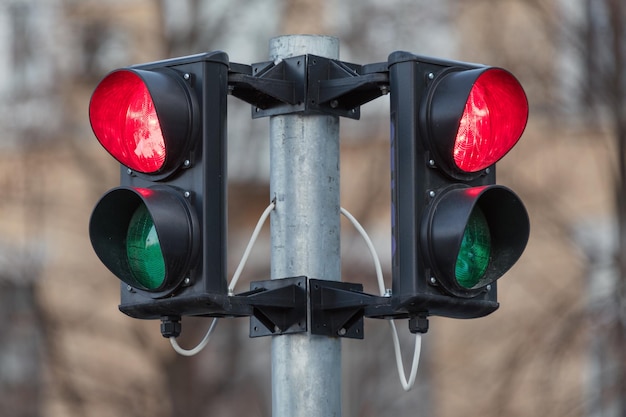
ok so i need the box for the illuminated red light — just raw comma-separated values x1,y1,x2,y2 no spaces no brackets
89,70,167,174
135,188,155,198
453,69,528,173
464,186,486,198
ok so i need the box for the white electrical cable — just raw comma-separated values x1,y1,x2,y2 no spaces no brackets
340,206,422,391
228,201,276,295
170,318,219,356
169,201,276,357
390,320,422,391
339,208,386,296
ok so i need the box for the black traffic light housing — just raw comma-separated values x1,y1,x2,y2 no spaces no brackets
388,51,530,319
89,51,230,319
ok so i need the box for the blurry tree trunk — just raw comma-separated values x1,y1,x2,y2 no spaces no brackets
601,0,626,414
582,0,626,414
0,248,43,417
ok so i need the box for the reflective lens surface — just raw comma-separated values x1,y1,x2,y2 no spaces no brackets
89,70,166,173
454,69,528,173
126,204,166,290
455,206,491,288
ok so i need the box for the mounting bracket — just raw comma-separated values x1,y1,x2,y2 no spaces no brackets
228,55,388,119
309,279,372,339
245,276,307,337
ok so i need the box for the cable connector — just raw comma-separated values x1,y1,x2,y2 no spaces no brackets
409,315,429,334
160,315,182,338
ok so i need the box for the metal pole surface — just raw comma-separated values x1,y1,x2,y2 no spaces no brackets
269,35,342,417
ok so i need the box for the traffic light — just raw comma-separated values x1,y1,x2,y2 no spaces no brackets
388,51,530,319
88,51,229,320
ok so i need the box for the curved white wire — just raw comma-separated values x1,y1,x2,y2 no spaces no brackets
390,320,422,391
170,317,219,356
340,208,385,296
229,201,276,294
340,206,422,391
169,201,276,357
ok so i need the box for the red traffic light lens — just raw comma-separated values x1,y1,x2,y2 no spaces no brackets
89,70,167,174
454,69,528,173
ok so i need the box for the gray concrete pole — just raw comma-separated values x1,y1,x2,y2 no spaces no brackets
269,35,342,417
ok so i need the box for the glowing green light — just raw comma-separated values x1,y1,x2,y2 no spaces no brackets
126,204,166,290
455,207,491,288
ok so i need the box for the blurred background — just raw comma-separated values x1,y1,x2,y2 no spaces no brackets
0,0,624,416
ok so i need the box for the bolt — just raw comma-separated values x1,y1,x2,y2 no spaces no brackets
126,284,133,292
183,277,191,286
485,167,491,174
183,159,191,168
429,277,437,285
428,72,435,80
486,284,492,291
183,191,191,198
126,168,133,175
330,100,339,108
183,73,190,81
384,288,392,297
428,190,436,198
428,159,436,167
338,328,347,336
380,85,390,95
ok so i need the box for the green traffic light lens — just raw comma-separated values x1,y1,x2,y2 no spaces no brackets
455,206,491,288
126,204,166,290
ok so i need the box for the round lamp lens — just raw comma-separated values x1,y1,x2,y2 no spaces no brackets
453,69,528,173
455,206,491,288
89,71,166,174
126,204,166,290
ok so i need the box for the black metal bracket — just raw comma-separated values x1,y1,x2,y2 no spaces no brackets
311,58,389,119
228,56,388,119
154,277,430,340
244,276,307,337
310,279,372,339
229,59,301,115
